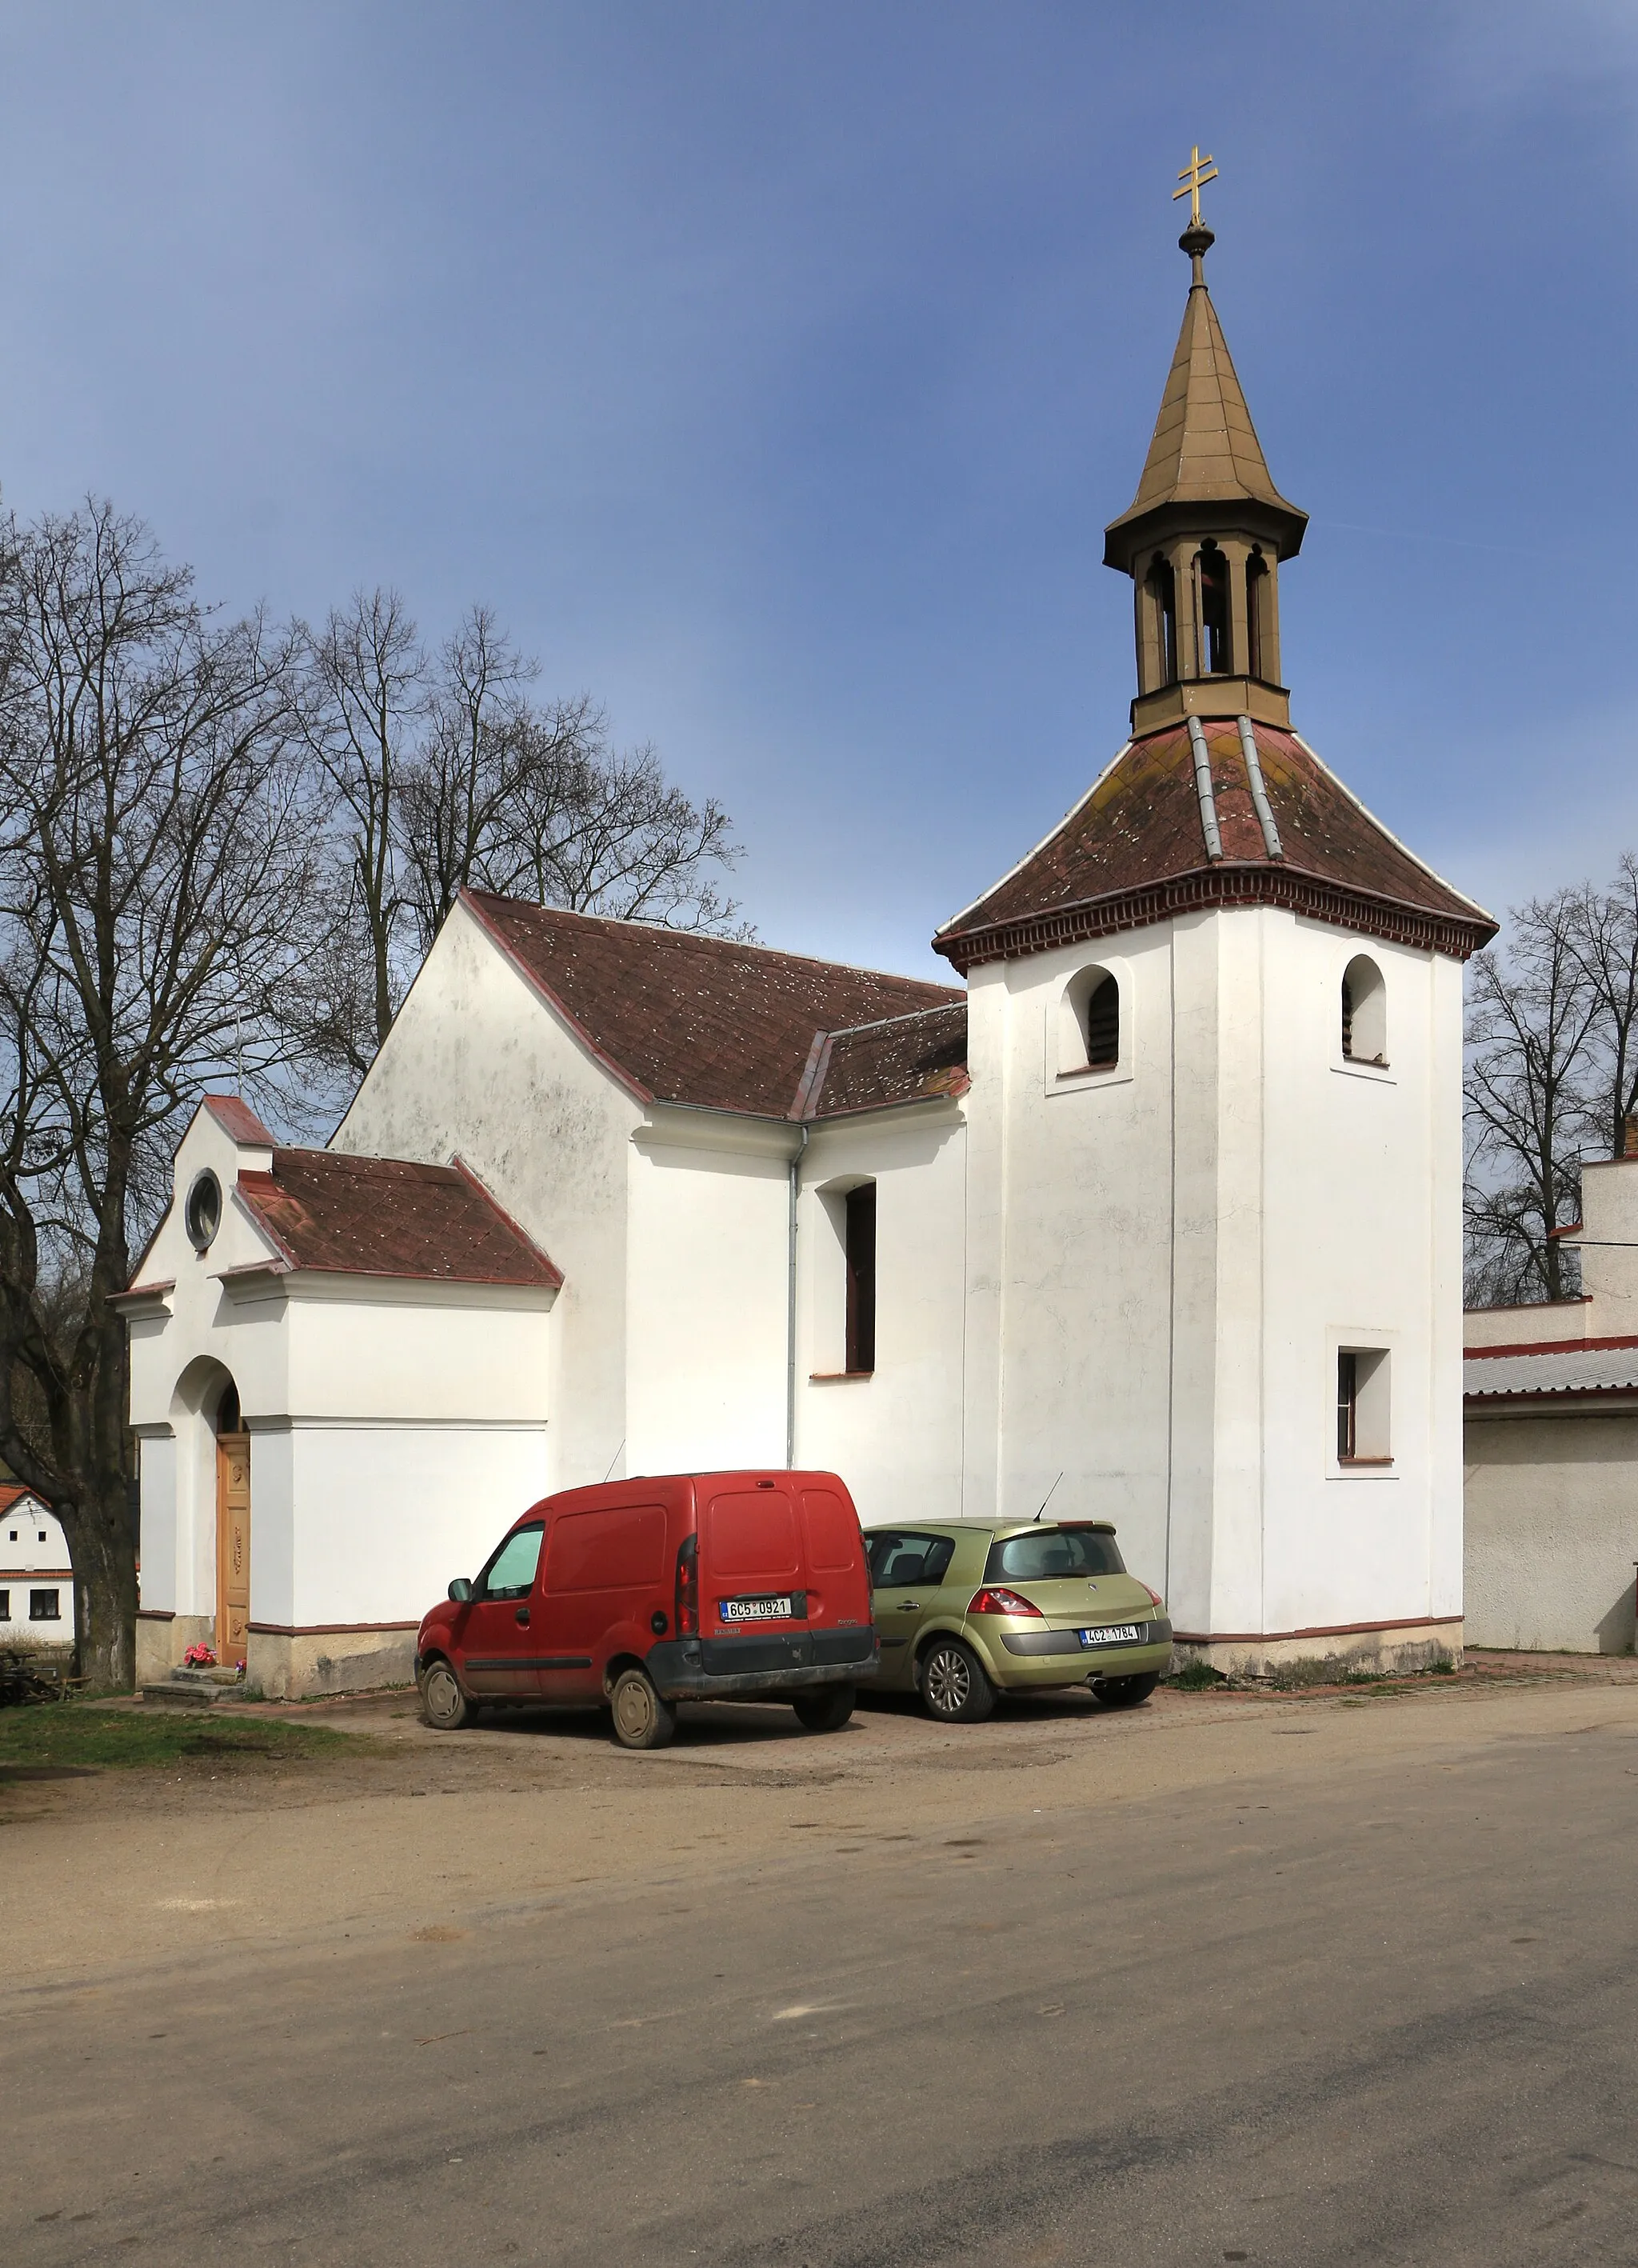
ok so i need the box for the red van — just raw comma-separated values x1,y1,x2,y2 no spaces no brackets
414,1470,878,1749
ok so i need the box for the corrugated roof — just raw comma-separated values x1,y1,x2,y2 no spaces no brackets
236,1151,562,1288
936,720,1496,971
1464,1341,1638,1401
466,891,965,1119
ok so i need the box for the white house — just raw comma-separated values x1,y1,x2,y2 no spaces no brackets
125,212,1495,1694
0,1484,74,1649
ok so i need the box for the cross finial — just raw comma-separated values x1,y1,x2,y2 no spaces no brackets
1173,146,1218,228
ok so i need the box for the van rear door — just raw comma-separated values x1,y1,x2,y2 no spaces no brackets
701,1485,804,1637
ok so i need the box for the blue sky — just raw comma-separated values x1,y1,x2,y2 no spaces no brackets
1,2,1633,978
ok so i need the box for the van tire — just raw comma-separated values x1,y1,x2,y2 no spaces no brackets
1091,1671,1160,1710
610,1668,677,1750
793,1685,855,1733
419,1658,475,1732
920,1638,995,1724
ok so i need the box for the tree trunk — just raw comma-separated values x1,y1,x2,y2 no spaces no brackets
66,1477,138,1689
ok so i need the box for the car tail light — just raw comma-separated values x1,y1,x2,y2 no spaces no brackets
1143,1585,1165,1609
967,1586,1044,1618
675,1533,699,1637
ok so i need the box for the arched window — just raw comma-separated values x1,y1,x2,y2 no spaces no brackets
1341,954,1387,1065
1197,544,1231,675
1246,550,1270,681
1058,967,1121,1076
1147,556,1178,685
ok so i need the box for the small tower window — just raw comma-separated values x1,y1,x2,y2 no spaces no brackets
844,1184,876,1375
1147,556,1178,685
1197,545,1231,674
1084,976,1119,1068
1057,967,1122,1077
1340,955,1387,1066
1246,550,1270,681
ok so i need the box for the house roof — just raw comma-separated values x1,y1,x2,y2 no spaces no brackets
465,891,965,1120
1103,265,1307,562
0,1482,46,1518
934,719,1497,973
1464,1338,1638,1402
231,1150,563,1289
203,1094,275,1146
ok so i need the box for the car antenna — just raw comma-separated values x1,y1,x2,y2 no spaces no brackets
601,1438,625,1484
1034,1472,1063,1522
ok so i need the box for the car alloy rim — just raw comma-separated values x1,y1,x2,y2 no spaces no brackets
927,1646,969,1714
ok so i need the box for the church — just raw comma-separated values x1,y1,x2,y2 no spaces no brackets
125,194,1496,1698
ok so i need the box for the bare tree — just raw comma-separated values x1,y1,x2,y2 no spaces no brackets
1464,892,1600,1305
1567,853,1638,1162
0,502,321,1686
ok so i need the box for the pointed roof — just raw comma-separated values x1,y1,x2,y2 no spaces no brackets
1104,240,1307,566
933,718,1496,973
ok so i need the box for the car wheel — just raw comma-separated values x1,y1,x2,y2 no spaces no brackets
609,1667,677,1750
1091,1671,1160,1710
920,1637,995,1723
793,1684,855,1733
419,1658,475,1731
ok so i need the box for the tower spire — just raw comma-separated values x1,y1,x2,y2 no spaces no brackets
1103,153,1308,734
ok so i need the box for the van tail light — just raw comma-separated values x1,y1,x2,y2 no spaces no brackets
675,1534,699,1637
967,1586,1044,1619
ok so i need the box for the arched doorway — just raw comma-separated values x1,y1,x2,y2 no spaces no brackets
214,1378,251,1669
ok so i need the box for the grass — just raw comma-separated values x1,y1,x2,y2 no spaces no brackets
0,1702,360,1773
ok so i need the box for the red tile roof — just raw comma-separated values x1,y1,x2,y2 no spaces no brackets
934,721,1496,972
465,892,965,1119
203,1094,276,1146
0,1482,45,1518
793,1004,970,1121
234,1151,562,1288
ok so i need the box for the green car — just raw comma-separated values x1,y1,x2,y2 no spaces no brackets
864,1518,1173,1722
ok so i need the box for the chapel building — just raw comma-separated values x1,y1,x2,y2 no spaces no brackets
126,210,1496,1695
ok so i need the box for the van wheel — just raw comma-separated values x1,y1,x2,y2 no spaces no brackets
419,1658,475,1731
1091,1671,1160,1710
609,1668,677,1750
920,1638,995,1724
793,1685,855,1733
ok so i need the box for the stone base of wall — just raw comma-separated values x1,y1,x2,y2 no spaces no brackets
246,1625,417,1700
1171,1618,1464,1679
135,1613,212,1683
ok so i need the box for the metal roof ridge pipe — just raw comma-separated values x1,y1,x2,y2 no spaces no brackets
1185,715,1224,862
1237,714,1284,859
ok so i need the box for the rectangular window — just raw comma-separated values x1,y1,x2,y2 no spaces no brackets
1336,1348,1391,1465
0,1590,9,1618
30,1588,61,1621
845,1184,877,1374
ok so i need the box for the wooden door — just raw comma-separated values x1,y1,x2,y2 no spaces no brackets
215,1432,251,1669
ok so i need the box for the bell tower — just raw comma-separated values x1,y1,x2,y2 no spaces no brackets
1102,150,1308,734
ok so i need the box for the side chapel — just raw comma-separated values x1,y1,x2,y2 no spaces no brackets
125,186,1496,1695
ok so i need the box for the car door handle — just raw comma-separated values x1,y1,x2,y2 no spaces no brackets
897,1601,921,1611
515,1606,530,1627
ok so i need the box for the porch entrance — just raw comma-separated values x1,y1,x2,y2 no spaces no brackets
214,1385,250,1668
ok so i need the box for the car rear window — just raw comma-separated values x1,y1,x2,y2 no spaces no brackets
867,1532,956,1588
985,1527,1126,1582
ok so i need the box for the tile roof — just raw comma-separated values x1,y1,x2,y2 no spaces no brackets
1464,1340,1638,1402
234,1151,563,1288
793,1003,971,1122
0,1482,45,1518
465,892,965,1120
934,720,1496,972
203,1094,275,1146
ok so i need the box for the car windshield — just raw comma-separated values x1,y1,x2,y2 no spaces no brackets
985,1527,1126,1582
481,1522,544,1600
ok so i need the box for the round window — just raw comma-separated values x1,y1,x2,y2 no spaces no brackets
185,1170,222,1251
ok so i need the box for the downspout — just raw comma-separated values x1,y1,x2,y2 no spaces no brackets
785,1124,809,1468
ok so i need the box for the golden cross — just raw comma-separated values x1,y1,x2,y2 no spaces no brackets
1173,146,1219,227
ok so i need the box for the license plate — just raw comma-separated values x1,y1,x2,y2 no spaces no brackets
721,1595,793,1622
1079,1622,1142,1646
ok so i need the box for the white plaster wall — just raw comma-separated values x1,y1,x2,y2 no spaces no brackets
0,1498,74,1642
335,898,639,1489
284,1422,550,1626
1573,1159,1638,1326
1464,1410,1638,1653
626,1127,789,1474
794,1106,967,1526
283,1286,554,1424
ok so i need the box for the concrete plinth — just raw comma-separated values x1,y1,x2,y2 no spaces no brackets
246,1626,417,1700
1172,1618,1464,1680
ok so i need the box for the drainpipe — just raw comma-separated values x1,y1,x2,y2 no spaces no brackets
785,1125,809,1468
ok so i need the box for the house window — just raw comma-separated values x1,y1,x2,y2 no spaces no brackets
845,1184,877,1375
185,1168,222,1251
0,1590,9,1618
30,1588,61,1621
1341,955,1387,1065
1336,1349,1391,1465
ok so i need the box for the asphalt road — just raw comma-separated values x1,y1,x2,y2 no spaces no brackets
6,1677,1638,2266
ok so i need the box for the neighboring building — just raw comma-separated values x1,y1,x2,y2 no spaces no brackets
125,203,1494,1695
0,1484,74,1650
1464,1159,1638,1654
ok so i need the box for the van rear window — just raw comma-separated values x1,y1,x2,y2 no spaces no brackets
705,1491,799,1578
985,1527,1125,1582
545,1504,667,1593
